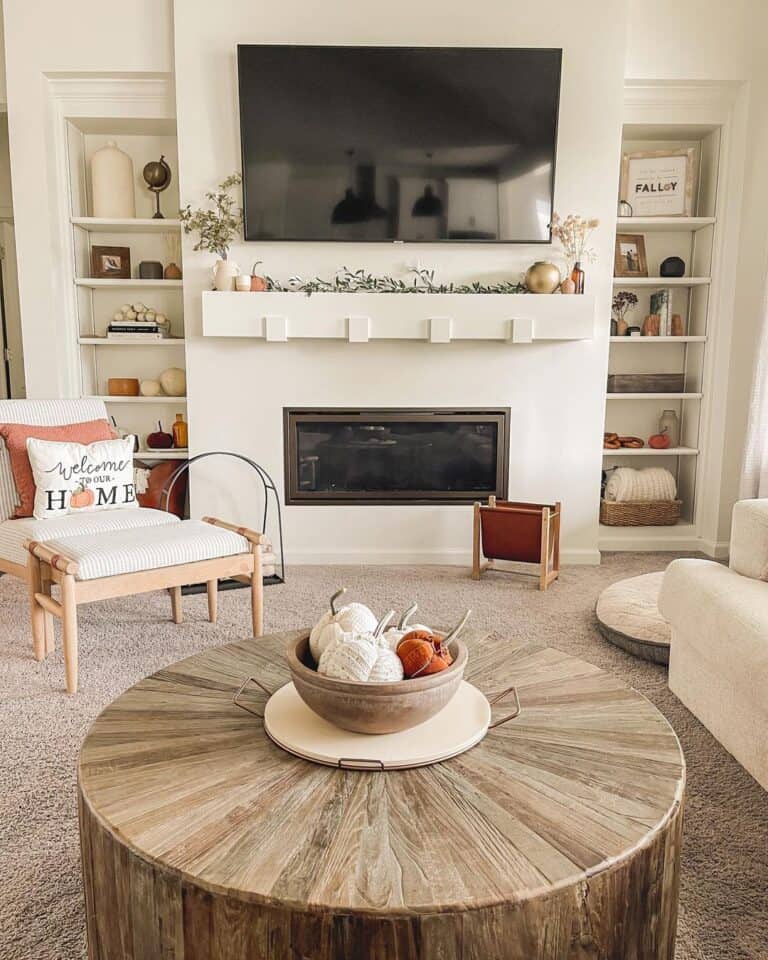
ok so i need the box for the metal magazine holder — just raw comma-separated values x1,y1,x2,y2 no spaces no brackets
161,452,285,592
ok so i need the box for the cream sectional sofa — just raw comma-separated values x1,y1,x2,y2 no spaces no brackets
659,499,768,790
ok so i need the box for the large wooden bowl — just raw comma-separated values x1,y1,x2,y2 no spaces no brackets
286,633,468,735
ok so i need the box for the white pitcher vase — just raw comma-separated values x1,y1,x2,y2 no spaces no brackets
212,258,240,292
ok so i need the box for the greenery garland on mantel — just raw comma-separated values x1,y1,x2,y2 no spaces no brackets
262,267,527,296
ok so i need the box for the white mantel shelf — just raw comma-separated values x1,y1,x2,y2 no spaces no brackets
201,291,596,344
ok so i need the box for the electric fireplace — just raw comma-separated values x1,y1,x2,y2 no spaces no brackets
284,408,509,505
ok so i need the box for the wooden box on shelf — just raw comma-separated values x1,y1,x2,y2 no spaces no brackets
607,373,685,394
600,499,682,526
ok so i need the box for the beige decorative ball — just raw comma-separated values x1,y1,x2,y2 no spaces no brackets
524,261,561,294
159,367,186,397
139,379,162,397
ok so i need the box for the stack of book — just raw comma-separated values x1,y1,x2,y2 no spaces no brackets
107,316,169,342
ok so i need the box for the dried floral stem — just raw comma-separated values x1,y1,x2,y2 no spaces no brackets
550,213,599,269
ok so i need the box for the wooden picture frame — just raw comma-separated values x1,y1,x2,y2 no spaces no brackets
614,234,648,278
91,245,131,279
619,148,697,218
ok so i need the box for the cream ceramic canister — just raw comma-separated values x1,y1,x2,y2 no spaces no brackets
524,261,561,294
212,258,240,292
91,141,135,218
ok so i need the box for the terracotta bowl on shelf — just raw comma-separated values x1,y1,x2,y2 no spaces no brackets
286,632,468,735
107,377,140,397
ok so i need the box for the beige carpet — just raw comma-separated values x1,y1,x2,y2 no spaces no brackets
1,555,766,960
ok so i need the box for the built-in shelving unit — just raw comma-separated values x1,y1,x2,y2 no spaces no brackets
611,276,710,287
616,216,715,232
603,110,723,551
72,217,182,233
65,113,187,461
74,278,183,290
91,395,187,404
78,337,185,346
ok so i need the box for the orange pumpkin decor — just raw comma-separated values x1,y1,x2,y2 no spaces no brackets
648,430,671,450
397,631,452,678
70,485,95,509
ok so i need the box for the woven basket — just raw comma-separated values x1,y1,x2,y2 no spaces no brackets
600,499,682,526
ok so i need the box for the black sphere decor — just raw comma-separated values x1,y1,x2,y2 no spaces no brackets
660,256,686,278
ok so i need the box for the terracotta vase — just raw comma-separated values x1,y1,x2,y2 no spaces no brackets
616,318,629,336
164,262,182,280
560,278,576,294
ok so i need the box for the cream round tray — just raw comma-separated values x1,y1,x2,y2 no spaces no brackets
259,681,495,770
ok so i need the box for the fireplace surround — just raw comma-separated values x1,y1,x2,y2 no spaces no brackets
284,408,509,505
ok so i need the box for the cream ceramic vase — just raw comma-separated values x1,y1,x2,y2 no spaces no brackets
91,140,135,218
212,258,240,292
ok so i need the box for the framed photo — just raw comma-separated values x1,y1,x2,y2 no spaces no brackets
614,234,648,278
91,246,131,279
620,148,697,217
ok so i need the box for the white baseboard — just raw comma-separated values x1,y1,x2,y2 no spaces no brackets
286,547,602,566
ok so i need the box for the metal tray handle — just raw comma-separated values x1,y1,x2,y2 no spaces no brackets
233,675,274,719
487,685,521,729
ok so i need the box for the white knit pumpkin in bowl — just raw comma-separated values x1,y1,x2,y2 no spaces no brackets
308,587,378,662
380,602,433,652
318,611,404,683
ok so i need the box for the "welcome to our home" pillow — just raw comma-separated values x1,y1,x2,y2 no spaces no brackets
26,436,138,520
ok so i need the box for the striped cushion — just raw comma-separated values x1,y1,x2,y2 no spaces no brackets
0,508,178,568
43,520,250,581
0,399,107,522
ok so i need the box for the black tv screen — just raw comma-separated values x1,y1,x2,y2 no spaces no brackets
237,45,561,243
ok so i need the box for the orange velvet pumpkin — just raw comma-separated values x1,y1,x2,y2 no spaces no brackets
397,630,453,678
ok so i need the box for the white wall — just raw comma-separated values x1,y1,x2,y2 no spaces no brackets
1,0,174,397
173,0,627,564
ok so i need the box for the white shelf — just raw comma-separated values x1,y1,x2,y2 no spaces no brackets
71,217,182,234
603,447,698,456
92,395,187,404
609,336,707,343
606,392,702,400
612,277,710,287
74,278,183,290
136,449,188,459
201,290,596,343
600,523,700,553
79,337,185,346
616,216,715,232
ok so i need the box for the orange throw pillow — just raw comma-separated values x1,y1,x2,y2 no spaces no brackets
0,419,116,518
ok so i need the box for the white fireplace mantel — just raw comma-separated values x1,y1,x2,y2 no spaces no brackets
201,291,596,344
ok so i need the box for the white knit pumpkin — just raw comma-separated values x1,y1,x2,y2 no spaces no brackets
317,610,403,683
309,588,377,662
380,602,432,651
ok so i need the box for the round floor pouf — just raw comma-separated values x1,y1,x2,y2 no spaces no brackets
596,571,671,664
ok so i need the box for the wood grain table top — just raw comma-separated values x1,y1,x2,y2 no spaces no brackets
78,629,685,916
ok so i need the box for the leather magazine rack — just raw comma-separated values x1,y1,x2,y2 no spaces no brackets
472,497,561,591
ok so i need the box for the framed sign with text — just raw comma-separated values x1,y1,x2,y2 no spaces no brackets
619,148,697,217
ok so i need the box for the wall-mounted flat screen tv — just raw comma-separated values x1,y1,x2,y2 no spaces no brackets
237,45,562,243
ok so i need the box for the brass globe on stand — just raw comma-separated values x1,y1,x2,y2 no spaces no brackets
142,155,172,219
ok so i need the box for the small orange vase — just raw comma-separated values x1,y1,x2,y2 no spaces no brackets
172,413,188,449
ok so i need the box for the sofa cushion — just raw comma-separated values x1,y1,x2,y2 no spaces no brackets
41,519,249,581
729,498,768,580
0,507,178,568
0,419,115,518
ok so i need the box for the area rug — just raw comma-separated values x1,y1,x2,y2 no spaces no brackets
1,554,766,959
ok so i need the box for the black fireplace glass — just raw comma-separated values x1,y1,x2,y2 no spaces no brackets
284,409,509,505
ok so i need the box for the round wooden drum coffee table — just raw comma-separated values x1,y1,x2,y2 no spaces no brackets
78,629,685,960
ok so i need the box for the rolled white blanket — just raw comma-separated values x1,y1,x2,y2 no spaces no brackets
604,467,677,503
